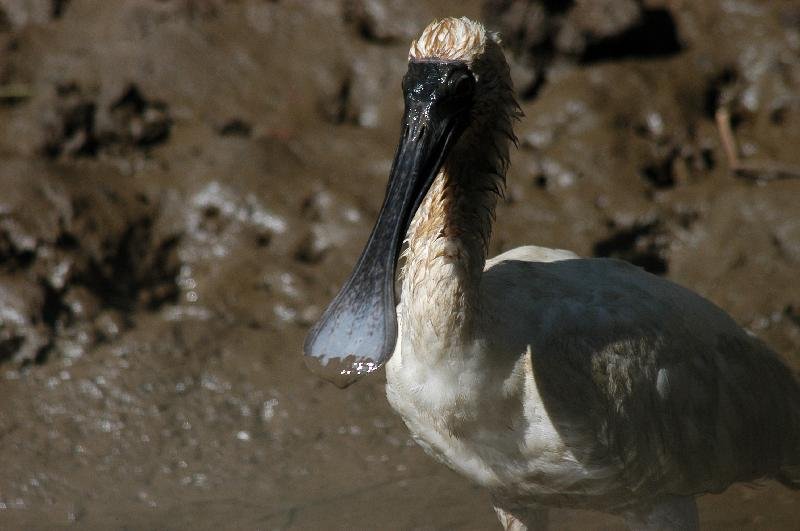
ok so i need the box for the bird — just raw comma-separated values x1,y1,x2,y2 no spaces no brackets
304,16,800,530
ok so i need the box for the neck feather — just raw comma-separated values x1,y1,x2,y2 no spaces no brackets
398,138,507,351
397,45,519,354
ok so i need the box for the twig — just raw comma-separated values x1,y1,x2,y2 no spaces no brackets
715,107,800,180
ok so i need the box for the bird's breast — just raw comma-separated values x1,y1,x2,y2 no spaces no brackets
385,337,588,494
385,345,506,487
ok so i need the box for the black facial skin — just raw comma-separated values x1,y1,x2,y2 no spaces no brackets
303,60,476,388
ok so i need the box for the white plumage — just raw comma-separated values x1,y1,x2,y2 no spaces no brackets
304,16,800,531
383,18,800,531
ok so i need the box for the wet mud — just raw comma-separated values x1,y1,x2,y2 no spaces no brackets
0,0,799,529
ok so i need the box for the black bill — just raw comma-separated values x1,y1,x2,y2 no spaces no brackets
303,60,476,388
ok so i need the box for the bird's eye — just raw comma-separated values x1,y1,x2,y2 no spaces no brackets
450,73,475,99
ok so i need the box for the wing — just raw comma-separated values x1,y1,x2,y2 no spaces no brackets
481,254,800,500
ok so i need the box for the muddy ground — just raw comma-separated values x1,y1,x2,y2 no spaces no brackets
0,0,799,529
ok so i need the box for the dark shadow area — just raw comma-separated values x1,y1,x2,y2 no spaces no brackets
641,151,677,189
52,0,70,19
593,221,668,275
579,9,683,64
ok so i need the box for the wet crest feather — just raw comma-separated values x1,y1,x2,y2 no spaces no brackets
409,17,495,63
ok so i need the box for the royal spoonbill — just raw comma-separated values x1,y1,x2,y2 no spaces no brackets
304,17,800,530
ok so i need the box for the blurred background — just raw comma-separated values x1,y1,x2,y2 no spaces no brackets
0,0,799,529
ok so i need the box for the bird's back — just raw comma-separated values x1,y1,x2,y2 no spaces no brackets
480,247,800,508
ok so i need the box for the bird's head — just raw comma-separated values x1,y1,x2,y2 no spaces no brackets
304,18,517,387
408,18,516,131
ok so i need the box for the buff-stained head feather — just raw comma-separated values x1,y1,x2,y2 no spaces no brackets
409,17,497,63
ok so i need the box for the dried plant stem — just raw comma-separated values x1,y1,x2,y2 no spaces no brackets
715,107,800,180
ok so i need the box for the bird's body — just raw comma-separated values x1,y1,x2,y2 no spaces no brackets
304,17,800,530
388,244,800,524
